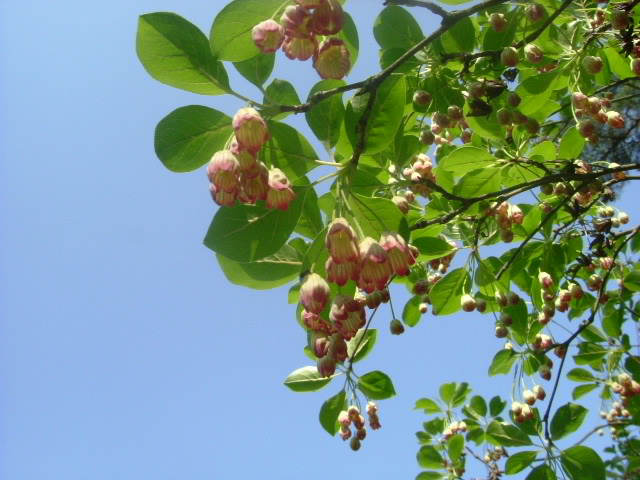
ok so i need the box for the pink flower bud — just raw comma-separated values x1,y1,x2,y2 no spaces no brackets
524,44,544,63
507,292,521,305
392,196,410,215
507,92,521,107
310,331,330,358
583,55,603,75
329,333,348,362
338,410,351,427
571,92,589,109
533,385,546,401
500,312,513,326
339,425,351,441
266,168,295,210
331,297,366,340
476,297,487,313
251,20,285,53
631,58,640,76
358,237,392,293
419,129,435,145
389,319,404,335
461,294,477,312
578,120,596,138
317,354,336,378
511,401,523,416
489,13,507,32
313,38,350,80
311,0,344,35
501,47,519,67
280,5,313,37
607,111,625,129
379,232,416,277
495,291,508,308
568,283,583,299
610,11,630,30
525,4,545,23
413,90,432,106
523,389,536,406
207,150,240,193
326,218,359,263
300,273,331,314
232,108,269,153
495,325,508,338
468,82,485,99
539,272,553,289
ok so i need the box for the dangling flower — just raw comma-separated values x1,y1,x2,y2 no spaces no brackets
239,162,269,204
317,353,336,378
251,20,285,54
325,257,359,286
230,137,257,172
302,310,334,334
209,184,237,207
379,232,416,277
280,5,313,38
311,0,344,36
266,168,295,210
330,295,366,340
329,333,348,363
282,34,318,61
313,38,351,79
207,150,240,193
300,273,331,314
325,218,359,263
358,237,392,293
232,108,269,153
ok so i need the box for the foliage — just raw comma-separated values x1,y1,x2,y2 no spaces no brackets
137,0,640,478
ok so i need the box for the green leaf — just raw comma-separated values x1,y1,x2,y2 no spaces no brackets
505,451,538,475
403,296,424,327
347,329,378,363
358,371,396,400
558,126,586,159
417,445,444,469
486,420,533,447
515,71,558,115
137,13,229,95
295,187,323,240
154,105,232,173
439,382,456,405
416,473,444,480
442,16,475,54
216,244,302,290
550,403,588,440
448,435,464,462
264,79,301,120
488,349,517,376
566,368,595,382
412,237,456,260
451,382,471,407
319,390,346,436
489,396,506,417
625,356,640,381
572,383,598,400
204,188,307,263
262,121,319,182
603,47,635,79
624,271,640,292
438,146,497,174
209,0,287,62
433,0,473,4
347,193,404,239
283,366,332,392
468,395,488,418
415,397,442,414
345,74,406,155
305,79,346,148
373,6,423,50
233,53,274,87
453,167,501,199
429,268,468,316
526,465,557,480
339,12,359,71
561,446,605,480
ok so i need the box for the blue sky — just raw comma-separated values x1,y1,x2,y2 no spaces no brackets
1,1,637,479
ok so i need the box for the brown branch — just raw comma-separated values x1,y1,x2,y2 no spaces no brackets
383,0,448,17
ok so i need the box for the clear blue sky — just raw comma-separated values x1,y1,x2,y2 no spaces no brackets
0,2,636,479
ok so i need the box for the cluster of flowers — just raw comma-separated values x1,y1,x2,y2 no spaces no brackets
207,108,295,209
539,162,607,208
441,420,468,441
412,91,473,147
492,291,521,338
251,0,350,80
486,201,524,243
299,218,418,377
492,92,542,135
338,403,380,450
573,92,626,144
601,401,632,423
510,386,545,424
484,446,507,464
591,7,632,31
596,203,630,231
611,373,640,406
489,3,545,34
397,153,438,198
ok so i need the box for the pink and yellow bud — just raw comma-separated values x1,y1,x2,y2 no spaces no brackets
501,47,519,68
230,137,257,172
607,111,625,129
525,4,545,23
413,90,432,106
266,168,295,210
239,162,269,204
392,196,410,215
280,5,313,37
311,0,344,35
523,389,536,406
533,385,546,401
317,353,336,378
326,218,359,263
583,56,603,75
489,13,507,32
232,108,269,153
209,184,237,207
524,44,543,64
207,150,240,193
357,237,392,293
313,38,351,80
300,273,331,314
379,232,416,277
539,272,553,289
251,20,285,54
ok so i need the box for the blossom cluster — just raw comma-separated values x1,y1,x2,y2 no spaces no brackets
573,92,626,144
207,108,295,210
251,0,350,80
337,403,381,450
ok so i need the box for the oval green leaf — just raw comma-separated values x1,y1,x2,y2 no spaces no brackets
358,370,396,400
283,366,332,392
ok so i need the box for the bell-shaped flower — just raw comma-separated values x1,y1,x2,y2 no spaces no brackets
326,257,359,286
311,0,344,36
313,38,350,80
330,296,366,341
379,232,415,277
358,237,392,293
230,137,257,172
207,150,240,193
282,34,318,61
239,162,269,204
280,5,313,37
232,108,269,153
300,273,331,314
266,168,295,210
251,19,285,54
209,184,237,207
325,217,359,263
